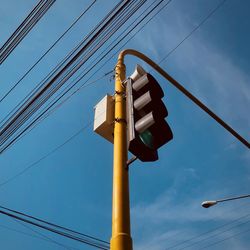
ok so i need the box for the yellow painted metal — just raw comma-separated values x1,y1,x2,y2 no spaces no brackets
110,54,132,250
110,48,248,250
110,49,158,250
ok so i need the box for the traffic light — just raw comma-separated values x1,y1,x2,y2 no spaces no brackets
126,65,173,162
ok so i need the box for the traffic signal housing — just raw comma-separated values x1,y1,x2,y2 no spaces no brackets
126,65,173,162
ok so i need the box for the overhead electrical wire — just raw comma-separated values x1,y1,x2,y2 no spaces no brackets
0,206,110,250
0,220,75,250
163,204,250,250
0,0,174,186
0,205,109,245
0,0,123,121
0,0,122,125
10,71,113,149
0,0,97,103
171,217,250,250
0,223,47,242
14,0,168,142
0,96,116,188
13,219,73,250
158,0,228,65
0,0,167,154
14,219,83,250
0,0,229,185
0,108,109,188
0,0,56,64
0,72,111,188
0,0,234,154
0,0,147,154
198,227,250,250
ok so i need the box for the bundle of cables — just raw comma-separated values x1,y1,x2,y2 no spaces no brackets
0,205,110,250
0,0,56,64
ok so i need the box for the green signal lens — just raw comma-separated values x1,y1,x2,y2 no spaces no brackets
139,129,154,149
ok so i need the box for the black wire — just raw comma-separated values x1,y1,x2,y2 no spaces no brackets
3,0,141,135
0,223,53,243
17,0,145,125
0,0,161,154
0,0,56,64
45,0,228,138
0,73,111,187
0,205,110,245
0,0,163,153
0,0,45,54
0,209,110,249
0,0,229,151
37,0,166,123
0,0,97,103
171,218,250,250
198,228,250,250
1,0,56,61
0,0,55,63
0,0,145,153
1,1,127,131
0,1,123,129
0,0,163,157
0,0,127,128
0,0,109,124
14,219,73,250
158,0,228,65
0,126,86,187
5,72,112,153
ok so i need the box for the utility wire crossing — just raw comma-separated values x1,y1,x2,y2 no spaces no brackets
0,205,110,250
0,0,56,64
0,0,97,103
0,0,146,154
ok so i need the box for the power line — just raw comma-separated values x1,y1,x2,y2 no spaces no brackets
157,200,250,246
0,205,109,245
158,0,228,65
0,0,173,185
0,0,230,186
13,219,73,250
0,1,170,156
27,0,167,115
14,218,85,250
30,0,171,139
0,71,112,160
0,0,123,126
0,124,87,187
0,207,110,250
0,0,97,103
0,0,56,64
0,0,146,154
0,71,111,188
0,223,53,243
199,227,250,250
163,204,250,249
174,218,250,250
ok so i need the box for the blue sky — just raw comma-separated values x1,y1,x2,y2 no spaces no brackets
0,0,249,250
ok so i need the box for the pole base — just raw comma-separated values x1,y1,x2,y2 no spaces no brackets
110,233,133,250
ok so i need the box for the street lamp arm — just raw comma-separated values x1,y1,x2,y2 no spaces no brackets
117,49,250,149
217,194,250,203
202,194,250,208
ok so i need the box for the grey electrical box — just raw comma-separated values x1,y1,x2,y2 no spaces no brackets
93,94,114,143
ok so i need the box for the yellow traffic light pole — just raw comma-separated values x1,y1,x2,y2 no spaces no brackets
110,52,132,250
111,49,249,250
